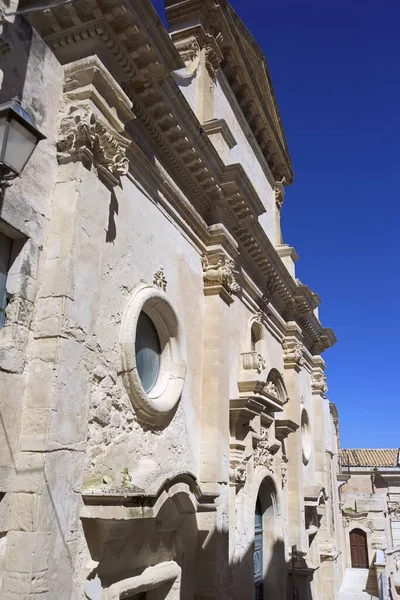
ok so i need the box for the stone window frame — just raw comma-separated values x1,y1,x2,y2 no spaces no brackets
120,282,187,428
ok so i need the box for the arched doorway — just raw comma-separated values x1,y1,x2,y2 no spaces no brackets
253,476,284,600
254,498,263,600
350,528,369,568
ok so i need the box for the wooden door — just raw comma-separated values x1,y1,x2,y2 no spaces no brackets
254,498,263,600
350,528,368,568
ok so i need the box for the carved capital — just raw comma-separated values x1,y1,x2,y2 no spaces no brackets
202,253,240,300
282,340,304,370
311,372,328,395
57,107,130,187
173,27,223,79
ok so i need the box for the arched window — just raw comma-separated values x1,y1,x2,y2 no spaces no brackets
250,322,262,353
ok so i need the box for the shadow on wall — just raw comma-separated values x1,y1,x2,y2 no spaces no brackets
82,510,314,600
0,17,32,104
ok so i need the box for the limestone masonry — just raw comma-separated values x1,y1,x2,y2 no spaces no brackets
0,1,398,598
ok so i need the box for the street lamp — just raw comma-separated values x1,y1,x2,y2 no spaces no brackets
0,98,46,187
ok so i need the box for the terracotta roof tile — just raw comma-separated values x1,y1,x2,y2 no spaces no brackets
340,448,399,468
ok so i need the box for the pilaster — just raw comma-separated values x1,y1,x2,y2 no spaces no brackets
3,56,134,598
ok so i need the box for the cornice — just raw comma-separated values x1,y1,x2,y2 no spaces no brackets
24,0,335,354
166,0,293,184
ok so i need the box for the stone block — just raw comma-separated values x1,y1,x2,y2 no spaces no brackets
10,493,38,532
1,571,31,595
0,492,11,533
356,498,385,513
34,297,65,338
5,531,36,572
32,532,51,573
20,409,51,452
26,360,55,410
13,453,44,493
30,337,58,363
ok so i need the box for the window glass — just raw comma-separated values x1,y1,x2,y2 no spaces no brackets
135,311,161,393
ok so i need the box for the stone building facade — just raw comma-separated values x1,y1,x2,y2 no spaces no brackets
0,1,357,599
339,448,400,599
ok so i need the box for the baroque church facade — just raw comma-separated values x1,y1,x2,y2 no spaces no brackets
0,0,398,599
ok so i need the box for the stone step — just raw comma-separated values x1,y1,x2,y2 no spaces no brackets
338,568,379,600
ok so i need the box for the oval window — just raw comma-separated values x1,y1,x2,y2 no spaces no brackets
135,311,161,393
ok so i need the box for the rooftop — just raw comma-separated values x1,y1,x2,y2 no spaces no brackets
340,448,400,468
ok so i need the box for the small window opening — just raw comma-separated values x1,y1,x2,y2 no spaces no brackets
251,323,262,353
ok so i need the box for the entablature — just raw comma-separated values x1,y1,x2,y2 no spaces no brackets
22,0,336,354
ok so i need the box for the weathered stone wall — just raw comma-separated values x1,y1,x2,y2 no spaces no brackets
0,16,63,598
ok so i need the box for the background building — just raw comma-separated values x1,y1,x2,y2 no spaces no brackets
339,448,400,599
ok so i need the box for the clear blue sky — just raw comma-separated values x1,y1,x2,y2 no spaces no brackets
151,0,400,448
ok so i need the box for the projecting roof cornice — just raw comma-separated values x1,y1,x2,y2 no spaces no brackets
165,0,293,184
22,0,334,353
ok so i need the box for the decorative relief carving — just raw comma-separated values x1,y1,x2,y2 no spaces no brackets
264,380,278,398
282,340,304,369
229,459,248,485
173,30,223,79
174,36,201,63
241,351,266,374
254,427,274,472
311,372,328,395
254,427,269,466
153,267,167,291
388,502,400,521
202,254,240,296
281,455,288,488
57,106,130,186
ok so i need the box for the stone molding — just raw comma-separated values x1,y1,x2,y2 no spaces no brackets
120,283,186,428
202,118,237,149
